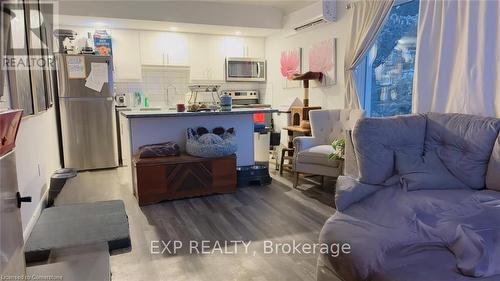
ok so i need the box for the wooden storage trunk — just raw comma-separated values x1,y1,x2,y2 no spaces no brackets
133,154,237,206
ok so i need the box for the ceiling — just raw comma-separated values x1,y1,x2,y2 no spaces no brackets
231,0,318,14
58,15,281,37
56,0,319,36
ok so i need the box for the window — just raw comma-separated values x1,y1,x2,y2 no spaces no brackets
356,0,419,117
2,1,55,116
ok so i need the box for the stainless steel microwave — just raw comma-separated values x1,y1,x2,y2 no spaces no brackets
225,57,266,82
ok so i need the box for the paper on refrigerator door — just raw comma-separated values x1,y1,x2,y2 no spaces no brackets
66,56,86,79
85,77,104,92
85,70,104,92
90,63,108,82
84,62,108,92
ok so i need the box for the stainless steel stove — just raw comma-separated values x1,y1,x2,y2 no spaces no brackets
222,90,271,108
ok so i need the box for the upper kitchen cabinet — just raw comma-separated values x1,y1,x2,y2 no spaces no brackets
139,31,189,66
111,29,142,81
243,37,265,58
189,35,225,82
139,31,164,65
189,34,210,81
165,33,189,66
222,36,245,57
188,35,265,82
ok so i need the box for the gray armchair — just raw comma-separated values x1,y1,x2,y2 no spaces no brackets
292,109,364,188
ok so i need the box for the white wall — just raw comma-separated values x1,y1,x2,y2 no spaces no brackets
264,1,351,130
15,108,61,238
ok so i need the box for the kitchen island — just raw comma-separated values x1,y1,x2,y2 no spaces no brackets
120,108,277,167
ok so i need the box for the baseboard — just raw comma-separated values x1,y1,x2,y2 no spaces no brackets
23,188,48,241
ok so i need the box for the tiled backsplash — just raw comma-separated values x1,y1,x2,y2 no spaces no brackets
115,66,267,108
115,66,190,108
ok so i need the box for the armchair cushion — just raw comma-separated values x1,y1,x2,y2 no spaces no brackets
297,145,341,168
309,109,364,145
293,136,322,153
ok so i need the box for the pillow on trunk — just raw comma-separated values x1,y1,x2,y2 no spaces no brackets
395,150,469,191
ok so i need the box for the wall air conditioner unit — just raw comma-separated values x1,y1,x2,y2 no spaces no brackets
289,0,336,34
293,16,328,32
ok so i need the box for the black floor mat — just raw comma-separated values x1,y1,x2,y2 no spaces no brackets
25,200,131,263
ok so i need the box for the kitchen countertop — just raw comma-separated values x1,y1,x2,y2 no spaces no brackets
120,108,277,118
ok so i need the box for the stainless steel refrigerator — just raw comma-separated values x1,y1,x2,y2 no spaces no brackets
56,54,118,170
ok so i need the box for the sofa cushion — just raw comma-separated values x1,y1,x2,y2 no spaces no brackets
353,114,427,185
297,145,341,168
486,134,500,191
395,150,469,191
424,113,500,190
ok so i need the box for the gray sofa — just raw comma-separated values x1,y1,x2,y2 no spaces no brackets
317,113,500,281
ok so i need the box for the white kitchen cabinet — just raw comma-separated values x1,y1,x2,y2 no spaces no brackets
139,31,189,66
188,35,265,82
243,37,265,58
208,36,226,81
188,34,209,81
189,35,225,82
139,31,164,65
164,33,189,66
222,36,245,57
111,29,142,81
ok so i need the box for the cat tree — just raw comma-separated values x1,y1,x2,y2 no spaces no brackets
291,71,323,129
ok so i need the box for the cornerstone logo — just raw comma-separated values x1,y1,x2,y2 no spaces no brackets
1,1,58,70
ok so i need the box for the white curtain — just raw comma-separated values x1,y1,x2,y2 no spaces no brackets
413,0,500,117
344,0,394,109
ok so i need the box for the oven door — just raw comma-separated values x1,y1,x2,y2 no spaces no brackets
226,58,266,82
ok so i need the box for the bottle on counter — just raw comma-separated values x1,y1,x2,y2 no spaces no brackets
133,91,142,108
220,93,232,112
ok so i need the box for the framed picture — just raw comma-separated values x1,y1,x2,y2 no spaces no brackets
307,38,337,87
280,47,302,89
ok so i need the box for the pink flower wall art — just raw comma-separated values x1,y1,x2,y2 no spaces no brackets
309,39,333,73
280,49,301,79
308,38,337,85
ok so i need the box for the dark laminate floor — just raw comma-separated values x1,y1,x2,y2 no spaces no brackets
56,166,334,281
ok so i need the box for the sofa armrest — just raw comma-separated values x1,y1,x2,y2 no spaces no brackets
293,136,323,153
335,176,383,211
335,175,401,211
